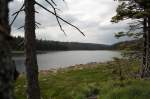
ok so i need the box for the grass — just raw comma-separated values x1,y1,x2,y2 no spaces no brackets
14,59,150,99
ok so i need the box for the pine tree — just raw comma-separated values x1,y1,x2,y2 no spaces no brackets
112,0,150,78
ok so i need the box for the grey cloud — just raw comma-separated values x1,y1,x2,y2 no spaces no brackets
98,23,129,31
9,0,76,29
9,0,131,44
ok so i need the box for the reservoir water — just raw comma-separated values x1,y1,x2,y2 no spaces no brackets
13,50,121,73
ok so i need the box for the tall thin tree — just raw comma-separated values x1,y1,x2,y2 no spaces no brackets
24,0,41,99
11,0,84,99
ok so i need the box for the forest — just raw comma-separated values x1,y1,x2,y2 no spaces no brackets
13,36,142,51
0,0,150,99
12,36,111,51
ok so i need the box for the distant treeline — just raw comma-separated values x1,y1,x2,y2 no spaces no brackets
12,36,112,51
112,39,143,51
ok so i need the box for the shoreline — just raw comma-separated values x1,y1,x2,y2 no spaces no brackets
39,61,112,75
19,61,107,75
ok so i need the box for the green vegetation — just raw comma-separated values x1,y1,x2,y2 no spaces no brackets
13,36,144,52
112,39,143,51
14,59,150,99
12,36,111,51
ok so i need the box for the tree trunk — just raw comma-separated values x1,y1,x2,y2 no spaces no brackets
141,18,148,77
0,0,15,99
147,17,150,76
141,16,150,78
24,0,41,99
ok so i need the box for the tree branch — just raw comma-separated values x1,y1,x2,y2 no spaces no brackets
10,3,25,26
35,10,39,13
35,21,41,25
45,0,66,36
17,26,24,30
35,24,39,29
35,1,85,36
35,22,41,29
12,9,24,16
50,0,57,6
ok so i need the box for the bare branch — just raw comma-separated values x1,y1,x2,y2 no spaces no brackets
35,1,85,36
17,26,24,30
35,24,39,29
12,9,24,16
50,0,57,6
10,3,25,26
55,8,61,12
35,21,41,25
35,22,41,29
45,0,56,9
45,0,66,35
45,0,61,11
35,10,39,13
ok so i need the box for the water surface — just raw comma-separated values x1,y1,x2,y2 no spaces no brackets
13,50,121,73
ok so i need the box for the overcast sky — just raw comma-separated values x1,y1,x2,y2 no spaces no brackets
9,0,130,45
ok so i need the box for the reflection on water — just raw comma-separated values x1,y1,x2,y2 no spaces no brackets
13,50,121,73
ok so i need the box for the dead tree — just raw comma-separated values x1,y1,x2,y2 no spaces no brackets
0,0,15,99
11,0,85,99
24,0,41,99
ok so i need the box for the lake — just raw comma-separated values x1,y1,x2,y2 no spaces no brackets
13,50,121,73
